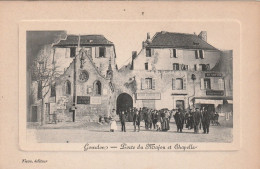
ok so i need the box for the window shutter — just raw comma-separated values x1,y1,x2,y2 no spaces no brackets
151,48,154,56
173,49,177,58
172,79,176,90
200,78,205,89
104,47,106,57
152,79,156,90
199,50,204,59
170,49,173,58
183,78,187,90
195,50,199,59
141,78,145,90
218,78,224,90
95,47,99,58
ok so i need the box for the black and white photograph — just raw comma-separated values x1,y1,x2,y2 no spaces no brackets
22,21,237,148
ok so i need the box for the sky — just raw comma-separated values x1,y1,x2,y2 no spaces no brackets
66,21,239,68
27,21,240,70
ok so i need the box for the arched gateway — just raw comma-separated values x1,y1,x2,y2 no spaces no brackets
116,93,133,114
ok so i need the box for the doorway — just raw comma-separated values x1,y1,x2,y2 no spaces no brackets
31,106,38,122
116,93,133,114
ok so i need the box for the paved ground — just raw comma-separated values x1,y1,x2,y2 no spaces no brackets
27,121,233,143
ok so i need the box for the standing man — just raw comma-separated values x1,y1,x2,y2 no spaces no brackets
133,109,141,132
120,111,126,132
202,107,211,134
174,108,185,133
193,108,201,133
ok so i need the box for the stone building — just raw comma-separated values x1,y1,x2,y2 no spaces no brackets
28,31,233,124
29,35,118,123
118,31,233,113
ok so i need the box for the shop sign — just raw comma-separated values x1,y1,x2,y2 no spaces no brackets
206,90,224,96
205,72,222,77
77,96,90,104
90,96,102,104
136,93,161,100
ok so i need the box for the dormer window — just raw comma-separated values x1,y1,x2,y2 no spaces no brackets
99,47,106,58
70,47,76,58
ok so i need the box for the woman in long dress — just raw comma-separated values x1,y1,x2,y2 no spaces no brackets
110,117,117,132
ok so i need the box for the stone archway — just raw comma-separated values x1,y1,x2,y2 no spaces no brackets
116,93,133,115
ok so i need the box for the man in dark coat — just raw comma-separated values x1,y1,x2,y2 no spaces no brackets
120,111,126,132
202,108,211,134
174,109,185,132
193,108,201,133
133,109,141,132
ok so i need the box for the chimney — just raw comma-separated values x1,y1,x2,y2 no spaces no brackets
147,32,150,40
132,51,137,60
198,31,207,42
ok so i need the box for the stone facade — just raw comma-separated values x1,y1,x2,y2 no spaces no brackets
28,32,233,124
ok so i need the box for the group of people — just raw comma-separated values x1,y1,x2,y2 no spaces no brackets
110,107,219,134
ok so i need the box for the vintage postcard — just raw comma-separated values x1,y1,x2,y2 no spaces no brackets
19,20,240,151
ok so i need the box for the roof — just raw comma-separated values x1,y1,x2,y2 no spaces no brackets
53,35,113,47
147,31,218,50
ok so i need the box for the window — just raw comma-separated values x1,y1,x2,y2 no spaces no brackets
145,78,152,89
172,78,186,90
180,64,189,70
145,63,148,70
199,64,210,71
199,50,204,59
204,78,211,90
99,47,106,58
194,64,197,71
173,63,179,71
94,81,102,95
175,78,184,90
70,47,76,58
141,78,155,90
37,81,42,99
65,81,71,95
173,49,177,58
50,83,56,97
195,50,204,59
146,48,151,57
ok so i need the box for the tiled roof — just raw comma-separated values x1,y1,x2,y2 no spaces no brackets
147,32,218,50
53,35,113,47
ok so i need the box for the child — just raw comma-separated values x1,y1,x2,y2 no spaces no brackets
110,117,117,132
156,121,161,131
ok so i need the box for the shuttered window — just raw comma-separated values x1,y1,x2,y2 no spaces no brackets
141,78,155,89
173,63,179,70
172,78,186,90
176,78,183,90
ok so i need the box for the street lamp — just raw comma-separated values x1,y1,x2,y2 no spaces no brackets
188,74,196,110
